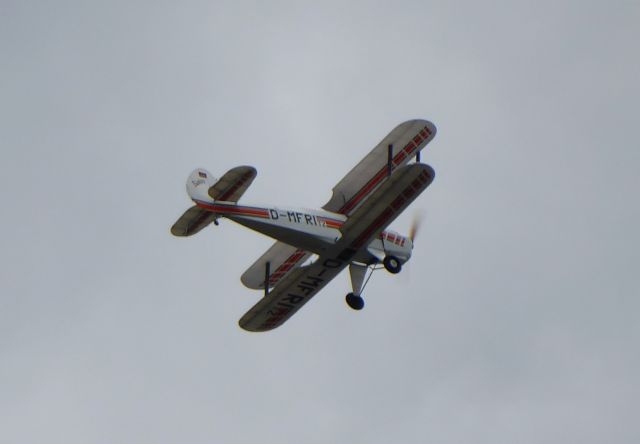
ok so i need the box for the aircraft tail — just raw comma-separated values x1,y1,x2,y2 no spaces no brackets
171,166,257,237
206,165,257,202
186,168,218,202
186,166,257,203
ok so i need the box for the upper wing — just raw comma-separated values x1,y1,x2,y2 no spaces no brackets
241,241,312,290
170,206,217,237
322,120,436,216
239,255,347,332
208,166,257,202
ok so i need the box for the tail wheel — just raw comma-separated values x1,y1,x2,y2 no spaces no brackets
383,256,402,274
345,293,364,310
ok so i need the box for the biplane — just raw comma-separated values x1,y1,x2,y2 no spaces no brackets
171,119,437,332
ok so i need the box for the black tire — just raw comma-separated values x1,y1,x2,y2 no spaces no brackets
345,293,364,310
383,256,402,274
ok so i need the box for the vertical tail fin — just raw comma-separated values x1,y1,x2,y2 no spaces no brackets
171,166,257,237
170,169,217,237
186,168,217,202
186,166,257,203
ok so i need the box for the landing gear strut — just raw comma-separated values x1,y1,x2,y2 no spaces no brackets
344,256,403,311
345,263,368,311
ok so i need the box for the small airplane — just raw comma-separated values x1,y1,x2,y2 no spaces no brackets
171,119,437,332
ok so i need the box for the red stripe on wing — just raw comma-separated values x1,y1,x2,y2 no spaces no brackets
268,249,308,286
351,169,432,249
337,125,432,215
196,202,269,218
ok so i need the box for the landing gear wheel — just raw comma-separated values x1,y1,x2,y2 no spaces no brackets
345,293,364,310
383,256,402,274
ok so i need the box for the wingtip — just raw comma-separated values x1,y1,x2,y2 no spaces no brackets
238,318,277,333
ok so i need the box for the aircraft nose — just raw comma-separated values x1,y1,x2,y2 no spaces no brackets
407,237,414,250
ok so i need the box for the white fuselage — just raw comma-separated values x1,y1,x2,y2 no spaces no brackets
192,198,412,265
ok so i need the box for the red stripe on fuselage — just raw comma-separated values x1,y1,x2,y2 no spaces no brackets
195,201,269,218
316,216,344,229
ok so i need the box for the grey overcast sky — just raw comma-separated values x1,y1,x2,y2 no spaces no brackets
1,1,639,443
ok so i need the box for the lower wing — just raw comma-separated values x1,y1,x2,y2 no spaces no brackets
239,256,347,332
241,241,312,290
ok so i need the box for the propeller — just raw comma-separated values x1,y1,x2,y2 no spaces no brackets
400,212,424,283
408,212,424,243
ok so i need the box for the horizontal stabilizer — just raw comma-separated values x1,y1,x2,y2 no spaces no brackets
208,166,257,202
171,206,217,237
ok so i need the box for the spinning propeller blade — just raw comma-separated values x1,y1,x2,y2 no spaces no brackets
409,212,424,243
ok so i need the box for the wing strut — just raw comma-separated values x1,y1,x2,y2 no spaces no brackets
387,144,393,177
264,261,270,296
